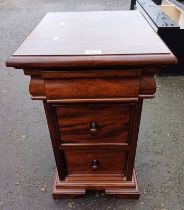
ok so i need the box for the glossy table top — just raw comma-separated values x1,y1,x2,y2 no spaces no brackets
7,11,177,69
13,11,171,56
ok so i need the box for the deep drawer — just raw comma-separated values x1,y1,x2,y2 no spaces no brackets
65,149,128,175
55,104,132,143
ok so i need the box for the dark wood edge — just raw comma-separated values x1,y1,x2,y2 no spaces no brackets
24,67,161,75
41,69,142,78
52,169,140,199
32,96,46,100
6,54,177,69
46,98,139,103
139,94,155,99
126,100,143,180
32,97,153,102
105,170,140,199
43,102,68,180
59,143,130,150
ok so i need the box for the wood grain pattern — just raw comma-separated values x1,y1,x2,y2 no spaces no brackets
65,150,127,175
139,75,156,98
126,100,143,180
43,101,67,180
12,11,171,56
29,77,45,98
41,69,142,78
59,143,130,150
6,54,177,69
55,104,131,143
52,169,140,199
45,78,140,100
6,10,177,199
6,11,177,69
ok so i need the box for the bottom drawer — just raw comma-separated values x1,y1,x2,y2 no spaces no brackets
65,150,127,175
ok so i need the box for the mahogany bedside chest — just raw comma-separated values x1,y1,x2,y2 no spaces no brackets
6,11,177,199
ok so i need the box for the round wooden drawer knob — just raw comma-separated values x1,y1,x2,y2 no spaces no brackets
89,122,98,136
91,160,99,171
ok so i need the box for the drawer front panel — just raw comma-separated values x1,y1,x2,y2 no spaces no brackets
56,104,132,143
45,78,140,99
65,150,127,175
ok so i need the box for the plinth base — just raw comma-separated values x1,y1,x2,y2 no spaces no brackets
52,170,140,199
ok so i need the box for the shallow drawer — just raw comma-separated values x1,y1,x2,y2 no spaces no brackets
45,77,140,100
55,104,132,143
65,150,127,175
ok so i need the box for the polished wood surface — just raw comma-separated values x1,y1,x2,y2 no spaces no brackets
45,77,140,99
6,11,177,69
6,54,176,69
27,69,157,102
53,169,140,199
6,11,177,199
65,150,127,175
56,104,131,143
12,11,171,56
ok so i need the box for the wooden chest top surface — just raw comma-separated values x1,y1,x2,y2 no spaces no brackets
7,11,177,69
13,11,171,56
